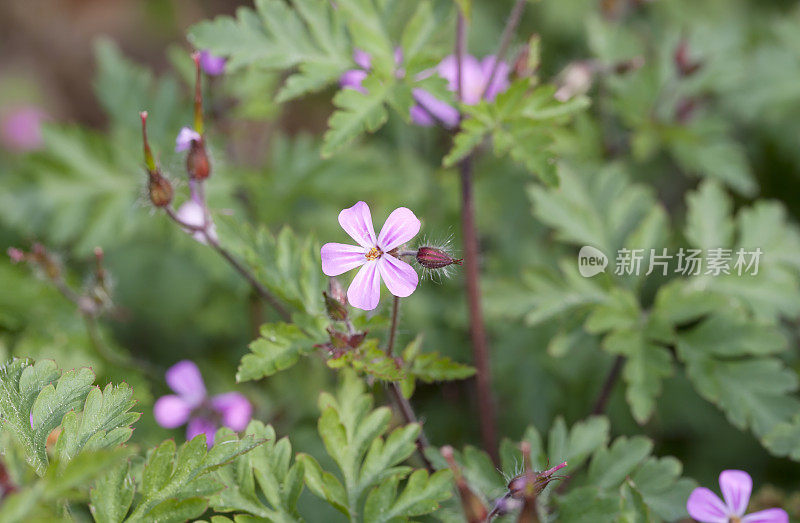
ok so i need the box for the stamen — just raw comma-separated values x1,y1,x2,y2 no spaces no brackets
365,247,382,261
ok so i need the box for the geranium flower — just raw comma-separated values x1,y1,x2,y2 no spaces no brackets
198,50,226,76
153,360,252,447
410,54,510,128
175,198,217,245
321,201,420,310
340,48,404,94
687,470,788,523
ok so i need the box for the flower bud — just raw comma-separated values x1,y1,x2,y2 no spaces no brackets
416,246,462,270
441,446,488,523
148,171,174,207
187,139,211,180
324,278,348,321
507,460,568,499
674,38,702,77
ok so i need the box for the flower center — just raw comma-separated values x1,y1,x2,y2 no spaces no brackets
365,247,382,261
729,518,742,523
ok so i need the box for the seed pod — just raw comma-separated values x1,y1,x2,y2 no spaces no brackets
148,171,174,207
416,246,462,270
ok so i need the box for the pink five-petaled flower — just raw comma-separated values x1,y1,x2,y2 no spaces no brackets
410,54,510,128
153,360,252,448
321,201,420,311
687,470,788,523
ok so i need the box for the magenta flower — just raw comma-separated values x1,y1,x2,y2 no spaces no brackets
198,50,227,76
175,126,201,153
340,48,404,94
410,54,510,128
154,360,252,447
687,470,788,523
321,201,420,310
1,106,45,152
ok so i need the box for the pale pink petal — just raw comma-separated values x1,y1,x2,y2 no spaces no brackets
480,55,510,101
686,488,729,523
166,360,206,407
321,242,366,276
436,54,483,94
353,49,372,70
153,395,191,428
175,126,201,152
742,508,790,523
378,255,418,298
347,260,381,310
338,201,377,248
186,416,217,448
211,392,253,431
340,69,368,93
720,470,752,517
199,50,226,76
176,200,215,245
412,89,460,128
377,207,421,251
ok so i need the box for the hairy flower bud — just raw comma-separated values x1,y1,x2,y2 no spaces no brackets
416,246,462,270
507,461,568,498
324,278,348,321
187,139,211,180
148,171,174,207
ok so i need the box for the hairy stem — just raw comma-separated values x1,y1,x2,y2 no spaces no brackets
459,158,499,463
382,296,434,471
592,355,624,415
482,0,527,98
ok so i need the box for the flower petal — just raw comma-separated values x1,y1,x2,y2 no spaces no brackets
347,261,381,310
166,360,206,407
412,89,460,128
378,255,418,298
339,201,377,248
742,508,790,523
377,207,421,251
480,55,510,101
686,487,729,523
175,126,201,152
321,242,367,276
153,395,191,428
720,470,752,517
353,49,372,70
186,416,217,448
211,392,253,432
199,50,227,76
340,69,368,93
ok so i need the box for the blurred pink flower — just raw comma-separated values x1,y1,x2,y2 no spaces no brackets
321,201,420,310
687,470,788,523
1,106,45,152
199,50,227,76
339,48,404,94
175,198,217,245
153,360,252,447
410,54,510,128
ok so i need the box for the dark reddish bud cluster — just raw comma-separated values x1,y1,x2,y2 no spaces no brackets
315,326,367,358
140,112,174,208
416,246,462,270
674,38,702,77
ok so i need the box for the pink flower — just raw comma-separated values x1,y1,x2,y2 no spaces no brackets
687,470,788,523
340,48,404,94
1,106,45,151
175,126,201,152
199,50,226,76
411,54,510,128
321,201,420,310
175,198,217,245
153,360,252,448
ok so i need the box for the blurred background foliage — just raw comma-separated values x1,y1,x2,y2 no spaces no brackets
3,0,800,517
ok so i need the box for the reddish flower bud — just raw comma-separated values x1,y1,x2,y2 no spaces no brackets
416,246,462,270
148,171,174,207
507,461,568,499
674,38,702,77
187,139,211,180
441,446,489,523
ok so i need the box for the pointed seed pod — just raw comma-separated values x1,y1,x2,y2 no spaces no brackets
416,246,462,270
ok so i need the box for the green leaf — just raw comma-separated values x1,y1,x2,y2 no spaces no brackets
327,339,405,381
322,74,393,157
210,421,304,521
188,0,350,101
335,0,394,76
238,323,316,381
685,180,734,252
363,469,453,522
0,359,138,476
90,461,135,523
